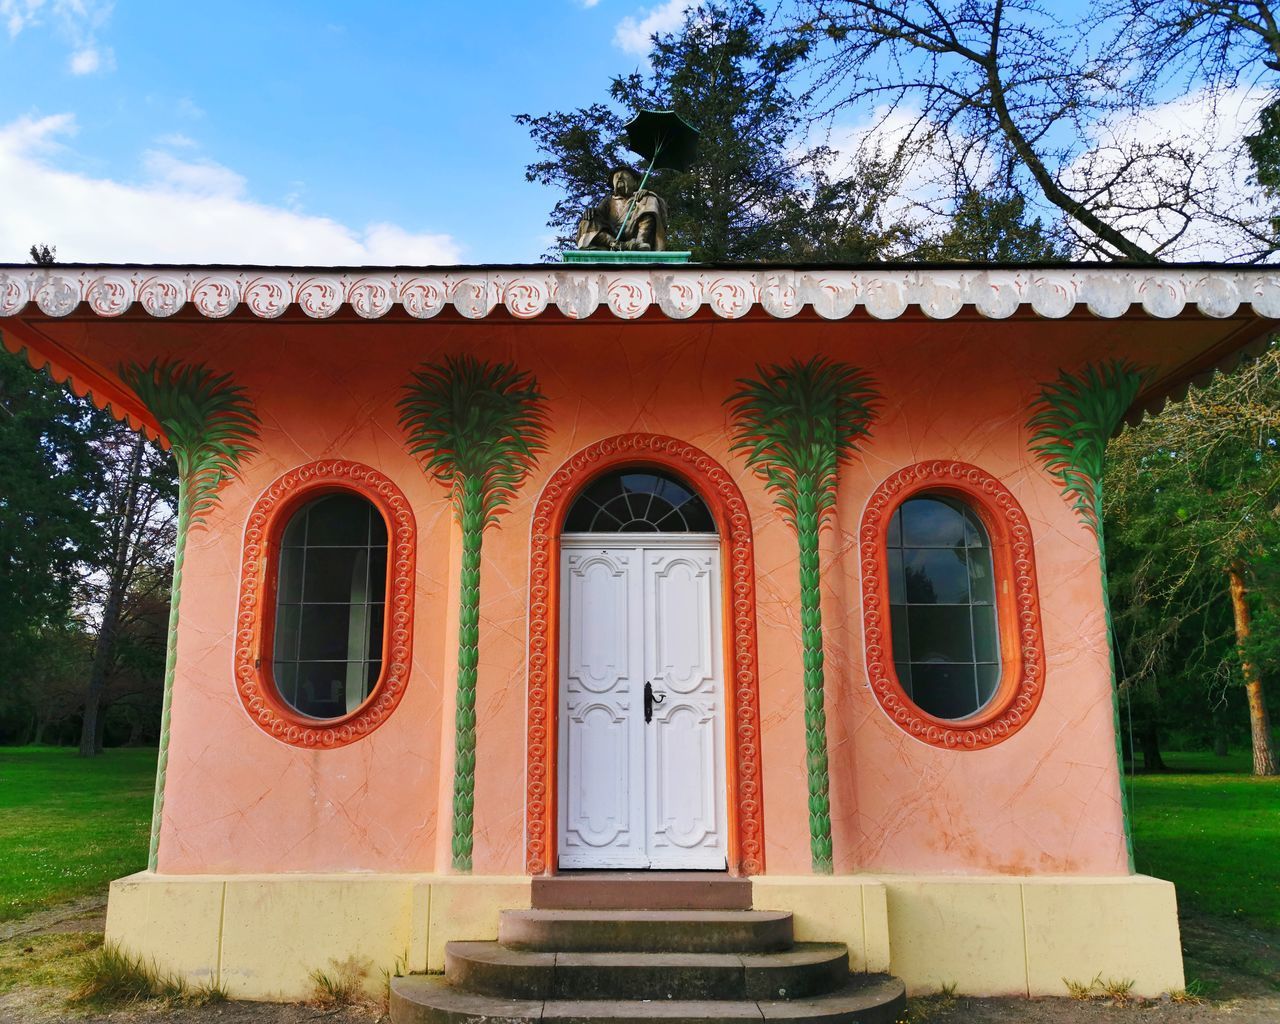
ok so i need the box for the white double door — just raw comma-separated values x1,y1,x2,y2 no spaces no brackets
557,536,728,869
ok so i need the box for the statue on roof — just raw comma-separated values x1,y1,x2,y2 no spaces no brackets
576,166,669,252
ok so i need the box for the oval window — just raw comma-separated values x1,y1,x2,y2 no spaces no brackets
886,494,999,720
272,492,388,720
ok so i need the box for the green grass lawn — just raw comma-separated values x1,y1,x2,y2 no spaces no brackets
1130,750,1279,931
0,744,1276,938
0,746,152,922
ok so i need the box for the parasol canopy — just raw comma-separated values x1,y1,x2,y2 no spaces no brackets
621,109,700,172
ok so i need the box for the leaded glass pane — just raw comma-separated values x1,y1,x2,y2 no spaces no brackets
272,493,387,720
886,494,1002,721
564,469,716,534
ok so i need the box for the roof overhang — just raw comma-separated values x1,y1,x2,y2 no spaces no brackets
2,262,1277,443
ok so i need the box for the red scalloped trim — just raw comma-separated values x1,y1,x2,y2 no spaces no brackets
233,460,415,748
860,460,1046,750
0,319,167,443
525,434,765,875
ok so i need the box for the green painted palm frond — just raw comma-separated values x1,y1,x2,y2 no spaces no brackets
726,356,880,526
1028,360,1150,536
120,359,260,525
398,354,550,525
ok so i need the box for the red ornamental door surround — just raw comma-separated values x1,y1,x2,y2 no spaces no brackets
524,434,765,876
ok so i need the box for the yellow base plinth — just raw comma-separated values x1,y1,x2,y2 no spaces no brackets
106,872,1182,1001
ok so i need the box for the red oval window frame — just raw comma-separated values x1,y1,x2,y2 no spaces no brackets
859,460,1045,750
234,459,416,748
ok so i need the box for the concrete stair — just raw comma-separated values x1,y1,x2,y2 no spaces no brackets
390,907,906,1023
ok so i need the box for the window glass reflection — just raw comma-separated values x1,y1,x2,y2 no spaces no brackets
886,494,1001,720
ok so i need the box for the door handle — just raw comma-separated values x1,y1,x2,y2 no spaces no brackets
644,681,665,723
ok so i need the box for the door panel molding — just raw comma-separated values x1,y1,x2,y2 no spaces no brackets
526,434,764,876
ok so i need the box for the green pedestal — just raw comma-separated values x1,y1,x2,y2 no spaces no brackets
560,250,692,265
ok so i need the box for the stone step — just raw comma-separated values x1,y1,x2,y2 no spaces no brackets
390,974,907,1024
499,909,793,954
445,941,849,1000
531,872,752,911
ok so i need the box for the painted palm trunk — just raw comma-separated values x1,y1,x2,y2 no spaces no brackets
399,355,549,872
119,359,259,872
1028,360,1149,870
727,357,880,873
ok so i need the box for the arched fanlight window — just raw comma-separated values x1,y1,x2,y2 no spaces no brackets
563,469,715,533
272,492,388,720
886,494,999,720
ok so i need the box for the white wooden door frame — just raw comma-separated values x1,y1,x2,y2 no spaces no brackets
556,533,728,870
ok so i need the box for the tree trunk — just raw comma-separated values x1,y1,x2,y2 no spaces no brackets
1140,714,1166,772
1212,702,1230,758
1227,562,1278,776
450,477,485,873
149,481,191,871
125,707,145,746
796,476,833,874
79,434,146,757
94,701,108,754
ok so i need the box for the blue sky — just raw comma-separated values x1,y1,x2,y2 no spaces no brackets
0,0,703,264
0,1,1266,265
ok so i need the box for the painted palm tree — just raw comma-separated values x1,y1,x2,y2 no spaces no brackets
1028,359,1150,870
726,356,880,873
119,359,259,872
398,354,549,872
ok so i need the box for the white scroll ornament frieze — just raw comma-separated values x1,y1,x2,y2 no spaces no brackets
0,266,1278,323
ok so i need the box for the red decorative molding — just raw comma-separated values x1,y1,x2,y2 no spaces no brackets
234,460,415,748
1,318,167,443
525,434,765,875
859,460,1046,750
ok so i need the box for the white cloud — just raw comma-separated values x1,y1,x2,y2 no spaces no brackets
68,45,100,73
614,0,696,54
143,150,247,198
824,86,1274,261
155,132,197,149
579,0,602,7
0,114,463,265
3,0,114,74
1061,86,1272,261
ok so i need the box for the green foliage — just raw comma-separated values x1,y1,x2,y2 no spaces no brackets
0,747,150,921
517,0,908,261
1246,98,1280,246
1028,360,1150,538
727,356,879,872
399,355,549,871
0,353,110,688
913,190,1068,262
118,359,259,528
119,359,258,870
1105,347,1280,775
399,355,550,527
726,356,880,529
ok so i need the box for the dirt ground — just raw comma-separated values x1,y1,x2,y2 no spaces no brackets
0,898,1275,1023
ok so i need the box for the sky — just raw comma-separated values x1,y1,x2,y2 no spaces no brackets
0,1,1268,266
0,0,704,265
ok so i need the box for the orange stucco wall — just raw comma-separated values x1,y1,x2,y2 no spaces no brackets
28,310,1230,877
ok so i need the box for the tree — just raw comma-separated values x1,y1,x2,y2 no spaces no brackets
1029,360,1151,865
28,243,56,266
1106,349,1280,776
727,357,880,873
913,189,1069,261
517,1,906,261
78,426,176,755
796,0,1276,261
0,356,108,690
120,360,258,869
399,355,549,871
